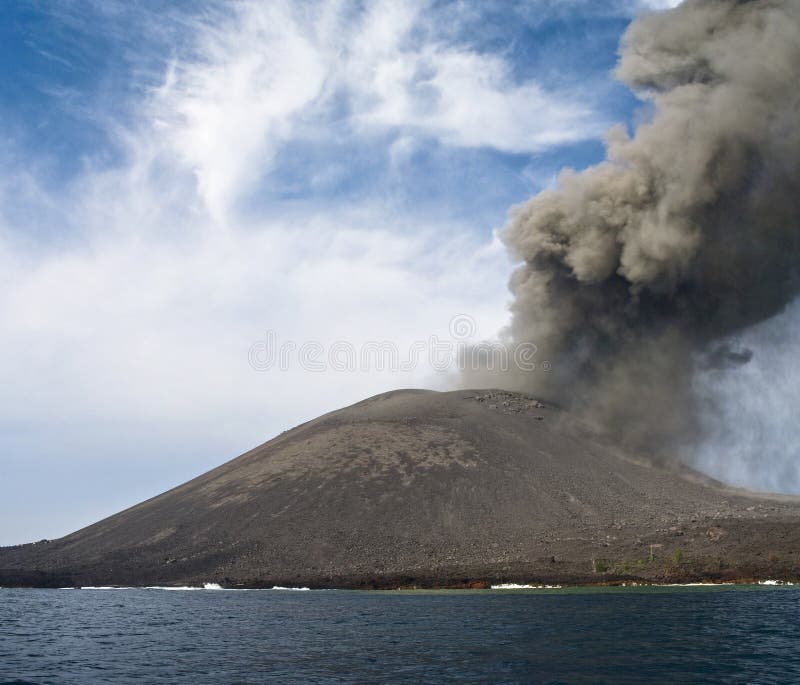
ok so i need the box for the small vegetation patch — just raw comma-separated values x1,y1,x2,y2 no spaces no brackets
592,558,611,573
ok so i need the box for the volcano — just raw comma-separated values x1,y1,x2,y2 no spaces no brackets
3,389,800,588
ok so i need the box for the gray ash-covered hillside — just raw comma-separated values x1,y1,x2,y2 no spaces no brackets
2,389,800,588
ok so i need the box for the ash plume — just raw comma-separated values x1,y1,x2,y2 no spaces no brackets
502,0,800,455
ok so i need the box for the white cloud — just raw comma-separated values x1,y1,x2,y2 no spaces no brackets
345,0,602,153
352,44,599,152
636,0,683,10
145,0,605,220
0,209,510,426
152,3,330,222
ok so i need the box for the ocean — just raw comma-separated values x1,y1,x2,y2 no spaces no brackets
2,585,799,684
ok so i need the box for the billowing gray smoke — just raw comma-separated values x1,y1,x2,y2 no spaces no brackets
502,0,800,457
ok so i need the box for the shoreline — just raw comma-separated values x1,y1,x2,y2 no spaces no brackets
3,579,798,592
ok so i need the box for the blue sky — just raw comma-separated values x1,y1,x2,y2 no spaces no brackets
0,0,680,545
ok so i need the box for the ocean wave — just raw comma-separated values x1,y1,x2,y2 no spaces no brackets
76,586,134,590
269,586,311,591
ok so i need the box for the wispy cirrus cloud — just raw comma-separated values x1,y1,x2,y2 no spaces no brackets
146,0,607,221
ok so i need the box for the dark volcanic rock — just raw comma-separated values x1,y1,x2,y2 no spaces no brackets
3,389,800,588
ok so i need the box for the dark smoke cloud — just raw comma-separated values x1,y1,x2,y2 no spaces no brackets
502,0,800,453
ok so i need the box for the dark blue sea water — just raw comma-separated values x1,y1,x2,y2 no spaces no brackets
2,585,799,684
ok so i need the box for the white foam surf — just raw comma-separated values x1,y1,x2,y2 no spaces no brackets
77,586,134,590
269,586,311,591
490,583,562,590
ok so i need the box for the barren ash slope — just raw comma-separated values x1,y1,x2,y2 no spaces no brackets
3,389,800,589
